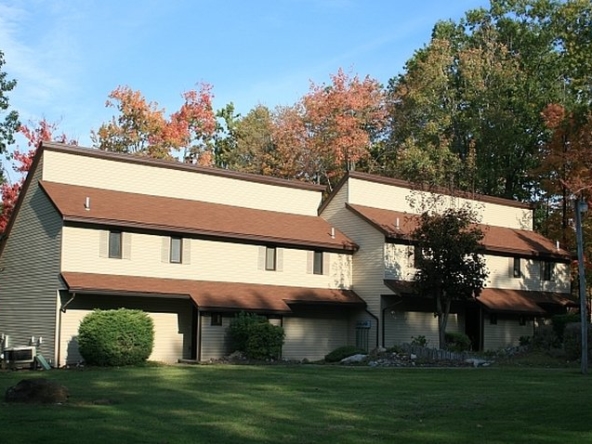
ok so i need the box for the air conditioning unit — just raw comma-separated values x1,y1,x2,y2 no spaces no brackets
3,346,36,366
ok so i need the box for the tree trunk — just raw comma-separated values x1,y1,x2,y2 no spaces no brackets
437,293,451,350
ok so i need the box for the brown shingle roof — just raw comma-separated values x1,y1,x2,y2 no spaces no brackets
347,204,570,260
383,279,574,314
61,272,365,312
40,181,357,251
477,288,574,315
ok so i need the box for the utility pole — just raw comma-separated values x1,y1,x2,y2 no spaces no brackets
574,197,588,374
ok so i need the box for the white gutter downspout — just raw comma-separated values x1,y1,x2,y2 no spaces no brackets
57,292,76,367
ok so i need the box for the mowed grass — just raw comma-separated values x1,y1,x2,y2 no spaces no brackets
1,364,591,443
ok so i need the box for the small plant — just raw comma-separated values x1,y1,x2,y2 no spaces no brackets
77,309,154,366
445,332,471,352
532,325,560,350
563,322,592,361
325,345,366,362
227,312,284,360
410,335,428,347
552,313,580,342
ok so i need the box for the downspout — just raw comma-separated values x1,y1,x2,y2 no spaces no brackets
365,308,379,349
196,306,201,362
57,292,76,367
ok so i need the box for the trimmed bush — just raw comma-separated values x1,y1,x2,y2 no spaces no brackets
445,332,471,352
228,312,285,360
77,309,154,366
325,345,366,363
532,324,560,350
552,313,580,342
563,322,592,361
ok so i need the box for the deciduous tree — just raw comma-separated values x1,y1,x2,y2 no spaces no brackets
92,84,216,163
411,207,488,349
272,69,386,190
0,50,19,166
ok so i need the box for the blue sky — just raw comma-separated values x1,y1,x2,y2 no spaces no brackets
1,0,489,159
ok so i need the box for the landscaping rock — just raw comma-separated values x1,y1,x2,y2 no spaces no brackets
340,353,367,364
5,378,69,404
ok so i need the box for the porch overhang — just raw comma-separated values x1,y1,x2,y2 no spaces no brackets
61,272,365,314
476,288,574,315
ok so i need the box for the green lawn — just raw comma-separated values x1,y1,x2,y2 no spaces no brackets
1,364,591,443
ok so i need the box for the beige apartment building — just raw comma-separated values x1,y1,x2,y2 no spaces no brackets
0,143,574,366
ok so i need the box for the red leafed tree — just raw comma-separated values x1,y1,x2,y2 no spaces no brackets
272,68,386,190
0,119,77,233
92,84,217,164
541,104,592,200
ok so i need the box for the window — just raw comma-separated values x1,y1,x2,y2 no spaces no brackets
490,314,498,325
542,261,554,281
519,315,526,326
109,231,122,259
413,245,423,268
210,313,222,326
170,237,182,263
265,246,276,271
513,257,521,278
313,250,323,275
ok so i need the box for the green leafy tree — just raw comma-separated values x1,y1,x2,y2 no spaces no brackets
214,104,276,175
0,50,19,160
385,0,588,200
411,207,489,349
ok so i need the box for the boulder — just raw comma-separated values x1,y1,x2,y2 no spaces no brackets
5,378,69,404
340,353,367,364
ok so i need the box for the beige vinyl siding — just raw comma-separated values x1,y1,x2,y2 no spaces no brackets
42,150,321,216
200,314,232,361
383,311,462,348
62,227,352,288
320,181,385,348
282,308,349,361
347,177,533,230
0,162,63,366
483,315,534,350
486,255,571,293
58,295,193,366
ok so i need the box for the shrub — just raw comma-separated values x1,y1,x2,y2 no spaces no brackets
563,322,592,361
245,322,285,360
552,313,581,342
325,345,366,363
519,335,531,347
77,309,154,366
227,312,285,360
410,335,428,347
532,325,560,350
445,332,471,352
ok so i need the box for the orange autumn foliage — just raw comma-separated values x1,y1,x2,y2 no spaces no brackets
93,84,216,164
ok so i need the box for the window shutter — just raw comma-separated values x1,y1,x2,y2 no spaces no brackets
161,237,170,263
306,251,314,274
258,246,266,270
99,230,109,258
182,238,191,265
122,232,132,260
508,257,514,278
276,248,284,272
322,252,330,276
